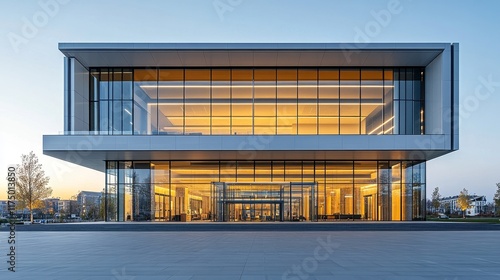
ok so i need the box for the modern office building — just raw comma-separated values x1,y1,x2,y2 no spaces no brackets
77,191,103,219
43,43,459,222
44,198,60,215
57,199,78,216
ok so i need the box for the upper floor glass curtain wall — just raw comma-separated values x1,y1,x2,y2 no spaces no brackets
89,67,424,136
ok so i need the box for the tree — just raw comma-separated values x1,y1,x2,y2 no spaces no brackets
99,192,107,220
443,202,451,215
431,187,441,213
426,199,433,214
15,151,52,223
494,183,500,216
457,188,472,218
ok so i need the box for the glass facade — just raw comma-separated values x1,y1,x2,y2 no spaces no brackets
90,68,424,135
90,68,133,134
105,160,426,222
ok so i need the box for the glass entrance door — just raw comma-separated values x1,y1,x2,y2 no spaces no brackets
232,203,281,222
211,182,317,222
154,193,169,221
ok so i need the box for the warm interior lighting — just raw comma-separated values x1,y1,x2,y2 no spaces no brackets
153,102,384,106
140,84,392,89
367,116,394,135
361,184,377,190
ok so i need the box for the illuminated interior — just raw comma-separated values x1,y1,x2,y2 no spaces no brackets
105,160,425,222
90,68,424,135
211,182,317,222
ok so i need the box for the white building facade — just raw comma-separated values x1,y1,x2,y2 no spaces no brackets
439,195,487,216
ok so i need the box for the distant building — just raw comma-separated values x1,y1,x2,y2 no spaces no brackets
484,202,496,216
77,191,102,219
439,195,487,216
0,200,8,217
0,200,30,219
58,199,78,216
468,196,488,216
1,200,15,216
44,198,60,214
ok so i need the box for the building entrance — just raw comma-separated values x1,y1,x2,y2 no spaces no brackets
227,202,283,222
211,182,317,222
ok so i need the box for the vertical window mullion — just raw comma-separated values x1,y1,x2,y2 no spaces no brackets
182,69,185,135
253,161,256,182
210,69,212,135
382,68,386,135
376,160,379,221
352,161,355,219
400,161,402,221
98,69,102,134
337,68,340,134
110,70,113,134
252,68,255,135
316,68,319,135
131,69,134,134
156,68,159,135
359,69,362,134
296,69,298,135
120,69,124,134
271,68,278,136
97,69,101,133
230,69,232,135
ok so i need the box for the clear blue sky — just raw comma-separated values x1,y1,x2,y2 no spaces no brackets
0,0,499,200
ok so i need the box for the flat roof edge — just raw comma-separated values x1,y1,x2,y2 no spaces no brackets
58,42,452,52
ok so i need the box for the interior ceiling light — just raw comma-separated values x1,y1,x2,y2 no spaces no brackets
140,84,392,89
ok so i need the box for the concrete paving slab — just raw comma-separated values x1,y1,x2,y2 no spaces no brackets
0,231,499,279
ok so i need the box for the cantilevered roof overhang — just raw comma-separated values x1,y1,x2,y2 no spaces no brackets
59,42,448,68
43,134,453,172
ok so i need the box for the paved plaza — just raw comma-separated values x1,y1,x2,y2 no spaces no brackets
1,227,500,279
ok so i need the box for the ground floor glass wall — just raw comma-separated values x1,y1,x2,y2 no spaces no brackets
105,160,425,222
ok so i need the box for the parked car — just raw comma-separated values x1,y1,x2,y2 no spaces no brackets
438,214,449,219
